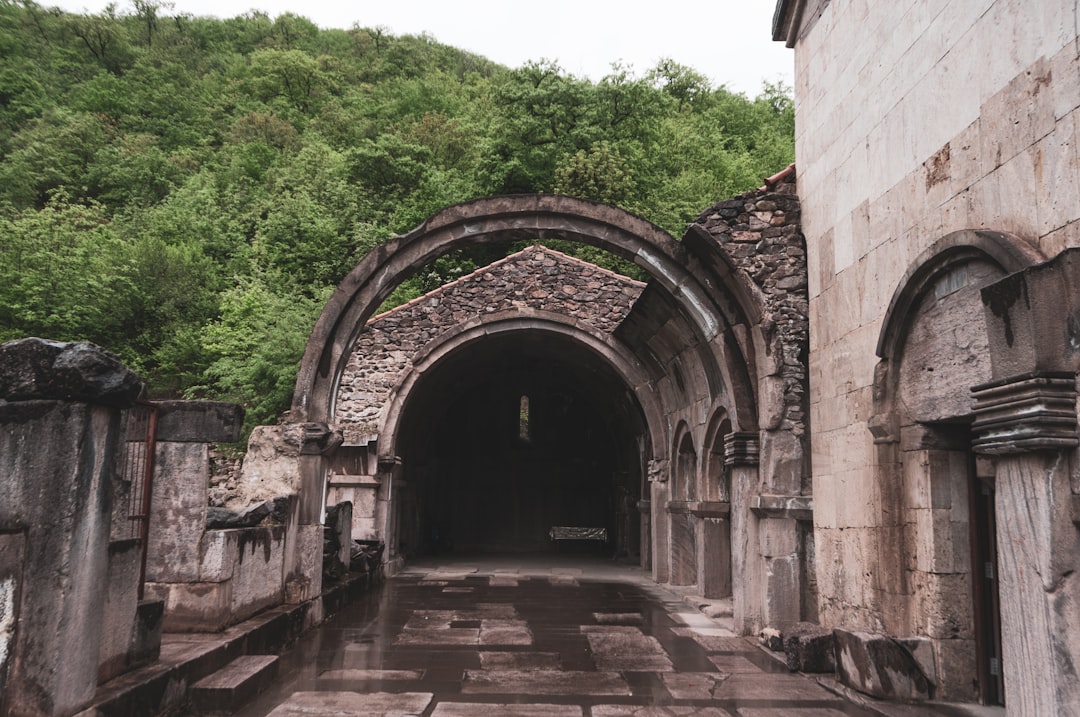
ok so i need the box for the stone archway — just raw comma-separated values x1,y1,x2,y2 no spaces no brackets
285,192,811,635
292,195,758,428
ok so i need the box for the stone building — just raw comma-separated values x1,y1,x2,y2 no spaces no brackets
289,189,813,637
774,0,1080,712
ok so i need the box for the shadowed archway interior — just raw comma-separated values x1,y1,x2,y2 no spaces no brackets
393,329,645,557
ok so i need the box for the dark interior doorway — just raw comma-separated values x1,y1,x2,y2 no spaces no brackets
394,331,646,559
970,457,1005,706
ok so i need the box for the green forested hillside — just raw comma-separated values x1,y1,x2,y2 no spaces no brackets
0,0,794,428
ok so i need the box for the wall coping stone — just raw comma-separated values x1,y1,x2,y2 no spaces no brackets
0,337,142,407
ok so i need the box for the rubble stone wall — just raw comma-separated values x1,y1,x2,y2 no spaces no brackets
335,245,645,442
695,168,809,488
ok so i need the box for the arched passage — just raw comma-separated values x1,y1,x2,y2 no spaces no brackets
376,314,663,559
392,328,648,556
289,194,784,625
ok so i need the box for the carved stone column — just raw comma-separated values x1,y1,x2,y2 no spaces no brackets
378,455,403,574
972,373,1080,716
726,432,762,634
636,499,652,572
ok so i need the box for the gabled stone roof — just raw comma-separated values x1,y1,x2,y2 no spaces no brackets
335,245,645,442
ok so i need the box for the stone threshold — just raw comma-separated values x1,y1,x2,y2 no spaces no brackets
78,571,381,717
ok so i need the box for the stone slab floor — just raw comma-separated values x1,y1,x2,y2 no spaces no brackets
228,556,878,717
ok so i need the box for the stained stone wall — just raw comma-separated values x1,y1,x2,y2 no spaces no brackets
775,0,1080,708
335,245,645,443
779,0,1080,628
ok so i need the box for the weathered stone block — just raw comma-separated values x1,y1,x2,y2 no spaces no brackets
833,628,932,701
0,338,142,407
145,442,209,583
98,539,142,683
783,622,836,673
129,599,164,668
154,400,244,443
0,400,117,715
144,581,233,633
759,518,798,557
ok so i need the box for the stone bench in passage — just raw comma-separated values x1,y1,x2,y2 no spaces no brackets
549,527,608,541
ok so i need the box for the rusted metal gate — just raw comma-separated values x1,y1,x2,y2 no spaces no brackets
118,400,158,599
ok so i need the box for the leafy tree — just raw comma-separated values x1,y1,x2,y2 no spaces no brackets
198,274,331,430
0,1,794,430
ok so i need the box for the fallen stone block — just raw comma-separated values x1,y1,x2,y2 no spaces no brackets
783,621,835,673
833,628,933,701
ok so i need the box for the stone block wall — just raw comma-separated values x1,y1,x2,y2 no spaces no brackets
691,170,815,627
0,339,141,717
790,0,1080,631
139,400,297,634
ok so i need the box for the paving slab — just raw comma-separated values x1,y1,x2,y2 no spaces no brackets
479,650,561,670
264,691,433,716
227,556,922,717
431,703,581,717
463,668,631,695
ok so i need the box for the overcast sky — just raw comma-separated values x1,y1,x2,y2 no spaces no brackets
46,0,792,97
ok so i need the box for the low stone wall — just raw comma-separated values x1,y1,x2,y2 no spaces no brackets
146,526,287,632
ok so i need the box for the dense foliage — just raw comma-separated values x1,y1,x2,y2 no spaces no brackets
0,0,794,429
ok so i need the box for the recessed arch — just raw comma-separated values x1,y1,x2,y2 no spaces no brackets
376,312,666,464
870,228,1044,704
876,229,1044,361
701,407,733,502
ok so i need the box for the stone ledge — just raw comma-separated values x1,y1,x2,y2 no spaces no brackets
329,474,381,488
690,501,731,519
750,494,813,520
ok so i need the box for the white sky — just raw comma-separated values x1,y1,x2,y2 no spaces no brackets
47,0,793,97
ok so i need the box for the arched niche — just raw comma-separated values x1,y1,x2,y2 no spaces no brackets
871,229,1043,704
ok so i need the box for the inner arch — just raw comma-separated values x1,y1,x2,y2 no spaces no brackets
393,329,647,557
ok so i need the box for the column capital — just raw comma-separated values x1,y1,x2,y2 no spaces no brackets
972,372,1078,455
724,432,760,466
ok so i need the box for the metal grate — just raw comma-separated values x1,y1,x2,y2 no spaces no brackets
118,400,158,599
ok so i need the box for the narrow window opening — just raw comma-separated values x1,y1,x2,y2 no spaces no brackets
518,395,531,443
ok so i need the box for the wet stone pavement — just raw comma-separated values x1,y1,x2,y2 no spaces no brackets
231,559,877,717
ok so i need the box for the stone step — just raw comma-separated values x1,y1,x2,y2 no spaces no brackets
189,654,279,714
